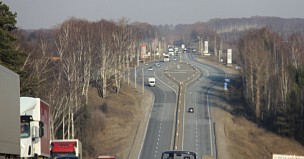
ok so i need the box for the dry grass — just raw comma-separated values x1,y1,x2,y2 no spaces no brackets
87,83,146,159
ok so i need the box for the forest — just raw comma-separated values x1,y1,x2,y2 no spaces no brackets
1,2,161,156
2,1,304,157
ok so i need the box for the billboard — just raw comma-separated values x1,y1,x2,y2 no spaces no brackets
141,45,146,58
227,49,232,66
204,41,208,54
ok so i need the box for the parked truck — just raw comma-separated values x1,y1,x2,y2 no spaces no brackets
0,64,20,158
20,97,50,159
50,139,82,159
149,78,155,87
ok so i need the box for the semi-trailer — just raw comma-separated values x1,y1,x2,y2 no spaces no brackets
0,64,20,158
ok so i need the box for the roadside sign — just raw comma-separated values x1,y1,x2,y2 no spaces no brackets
224,83,227,91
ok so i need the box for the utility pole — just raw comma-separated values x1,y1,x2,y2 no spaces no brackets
137,48,139,66
198,37,200,54
214,36,217,57
149,44,152,62
154,43,155,60
135,66,136,89
219,36,223,63
142,68,144,94
128,67,130,85
159,41,161,59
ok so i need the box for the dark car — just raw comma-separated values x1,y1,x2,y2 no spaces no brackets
56,155,79,159
189,108,194,113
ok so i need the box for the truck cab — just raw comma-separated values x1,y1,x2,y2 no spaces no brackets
149,78,155,87
20,97,49,159
50,140,82,159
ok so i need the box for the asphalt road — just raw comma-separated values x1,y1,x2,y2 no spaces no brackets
129,56,180,159
130,53,226,159
181,53,227,159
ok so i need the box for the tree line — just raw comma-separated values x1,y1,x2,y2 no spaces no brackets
1,1,160,144
170,20,304,145
16,17,160,140
237,27,304,143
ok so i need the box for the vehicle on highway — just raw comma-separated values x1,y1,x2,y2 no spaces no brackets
161,150,197,159
96,156,118,159
56,155,79,159
149,78,155,87
156,64,160,67
148,67,153,71
188,108,194,113
164,55,170,62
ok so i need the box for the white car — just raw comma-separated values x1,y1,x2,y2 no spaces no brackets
173,57,176,61
148,67,153,71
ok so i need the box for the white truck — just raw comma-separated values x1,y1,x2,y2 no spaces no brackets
164,55,170,62
168,47,174,56
174,47,178,53
20,97,50,159
149,78,155,87
181,44,185,50
0,64,20,158
50,139,82,159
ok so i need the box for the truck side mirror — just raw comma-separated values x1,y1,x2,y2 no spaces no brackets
39,121,44,127
39,127,44,137
39,121,44,137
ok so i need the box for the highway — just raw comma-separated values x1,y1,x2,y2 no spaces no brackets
131,52,226,159
130,56,179,159
182,53,226,158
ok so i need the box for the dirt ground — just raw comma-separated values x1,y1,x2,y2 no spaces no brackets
196,56,304,159
87,83,152,159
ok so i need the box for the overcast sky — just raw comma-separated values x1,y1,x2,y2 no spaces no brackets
2,0,304,30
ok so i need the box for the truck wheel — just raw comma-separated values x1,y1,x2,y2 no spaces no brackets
34,154,38,159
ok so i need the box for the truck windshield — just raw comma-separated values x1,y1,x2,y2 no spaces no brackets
20,122,30,138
